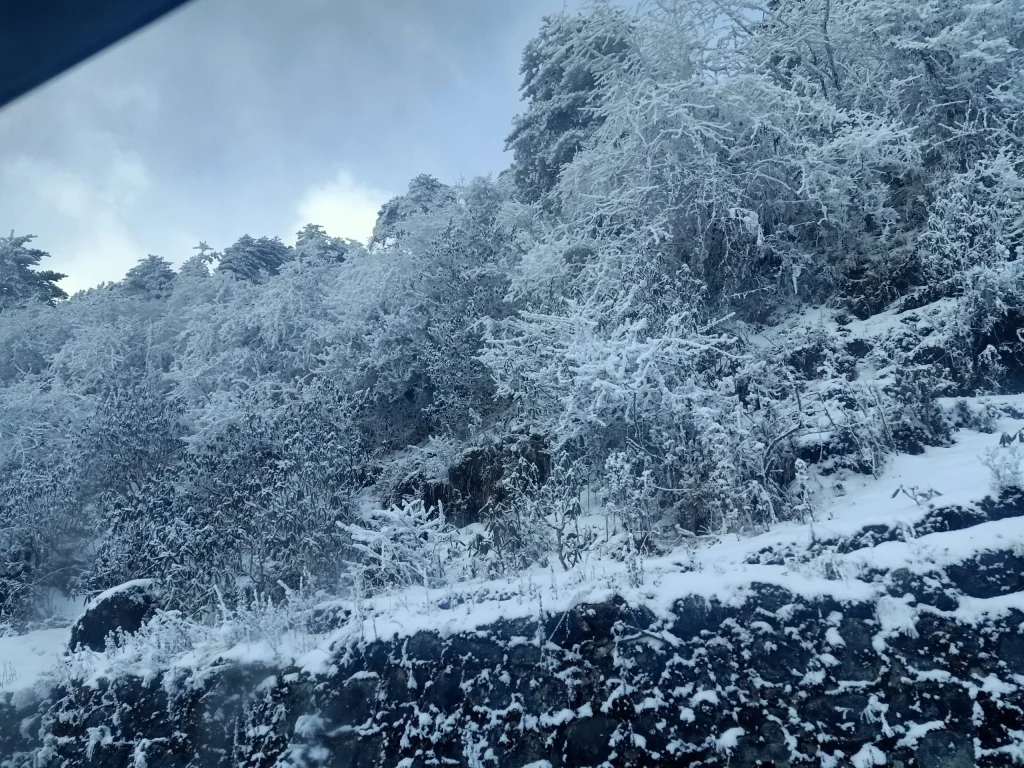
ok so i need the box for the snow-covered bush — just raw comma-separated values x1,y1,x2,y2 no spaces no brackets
80,381,363,612
982,444,1024,493
914,155,1024,392
340,499,453,594
484,242,809,535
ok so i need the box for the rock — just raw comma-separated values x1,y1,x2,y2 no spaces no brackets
69,579,161,652
999,625,1024,671
946,551,1024,599
916,730,974,768
564,714,617,767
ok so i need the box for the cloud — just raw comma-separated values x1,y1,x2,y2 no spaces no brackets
291,169,390,244
1,152,153,293
0,0,574,292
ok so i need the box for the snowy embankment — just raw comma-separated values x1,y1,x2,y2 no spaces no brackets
301,400,1024,652
6,400,1020,691
3,399,1024,766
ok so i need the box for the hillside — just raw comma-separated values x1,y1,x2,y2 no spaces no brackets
3,403,1024,765
3,0,1024,765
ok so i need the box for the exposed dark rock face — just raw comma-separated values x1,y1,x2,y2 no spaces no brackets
68,579,162,653
3,494,1024,767
389,434,550,529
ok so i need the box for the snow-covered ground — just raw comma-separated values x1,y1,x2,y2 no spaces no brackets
309,397,1023,640
0,627,68,698
5,399,1024,699
0,591,81,698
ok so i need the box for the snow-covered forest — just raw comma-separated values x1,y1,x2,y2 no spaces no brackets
3,0,1024,631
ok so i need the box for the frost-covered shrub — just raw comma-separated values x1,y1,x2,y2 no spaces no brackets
887,364,953,454
982,444,1024,493
948,399,999,434
375,432,550,531
81,386,362,611
340,499,453,594
468,452,559,577
915,155,1024,392
484,248,808,536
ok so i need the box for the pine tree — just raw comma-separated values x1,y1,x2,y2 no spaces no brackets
505,8,634,208
123,254,176,297
0,233,67,310
369,175,458,248
217,234,292,281
294,223,351,263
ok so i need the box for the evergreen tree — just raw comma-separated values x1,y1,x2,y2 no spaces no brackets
123,254,176,297
217,234,292,281
294,223,351,263
178,241,216,279
369,174,458,248
0,233,67,310
505,7,634,208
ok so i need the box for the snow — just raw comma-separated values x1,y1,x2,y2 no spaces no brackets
84,579,156,611
825,627,846,647
714,727,745,752
538,708,576,727
895,721,944,749
690,690,720,707
801,669,826,685
0,626,68,696
293,714,325,738
976,674,1018,697
983,730,1024,765
872,595,919,652
850,744,887,767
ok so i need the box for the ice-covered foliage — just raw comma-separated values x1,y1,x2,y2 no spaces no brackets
216,234,293,282
505,5,635,208
2,0,1024,626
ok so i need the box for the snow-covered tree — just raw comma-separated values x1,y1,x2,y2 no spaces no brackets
217,234,293,282
0,233,66,311
122,254,176,297
294,223,352,264
506,5,636,208
369,174,458,249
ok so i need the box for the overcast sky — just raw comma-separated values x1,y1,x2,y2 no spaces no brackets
0,0,577,293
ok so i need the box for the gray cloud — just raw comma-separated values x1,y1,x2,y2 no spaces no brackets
0,0,577,291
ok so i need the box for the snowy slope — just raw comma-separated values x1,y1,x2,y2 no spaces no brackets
4,404,1024,767
8,399,1014,696
0,627,67,697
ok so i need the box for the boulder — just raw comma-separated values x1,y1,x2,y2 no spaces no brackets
69,579,161,652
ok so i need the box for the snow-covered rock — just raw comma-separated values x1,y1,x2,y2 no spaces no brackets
68,579,161,653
